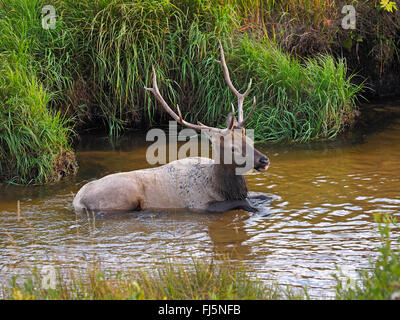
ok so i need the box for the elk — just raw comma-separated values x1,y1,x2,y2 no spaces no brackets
73,40,270,214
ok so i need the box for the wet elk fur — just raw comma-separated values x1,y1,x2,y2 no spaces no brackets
73,41,270,213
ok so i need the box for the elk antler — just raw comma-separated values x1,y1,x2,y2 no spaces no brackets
144,66,231,133
215,39,256,128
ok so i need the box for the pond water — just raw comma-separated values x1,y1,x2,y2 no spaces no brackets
1,101,400,298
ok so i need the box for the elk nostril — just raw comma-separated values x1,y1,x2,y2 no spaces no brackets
260,157,269,165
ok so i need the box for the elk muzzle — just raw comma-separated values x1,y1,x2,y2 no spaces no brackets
254,155,270,172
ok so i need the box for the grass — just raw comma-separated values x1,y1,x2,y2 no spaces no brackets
228,37,362,141
3,216,400,300
0,0,370,184
0,0,78,184
77,0,363,139
2,258,304,300
85,0,239,135
230,0,400,96
335,215,400,300
0,53,76,184
1,0,363,138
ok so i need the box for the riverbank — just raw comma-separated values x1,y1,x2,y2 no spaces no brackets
1,0,398,184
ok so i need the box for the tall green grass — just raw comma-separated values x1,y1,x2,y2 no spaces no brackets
0,0,84,107
0,0,77,184
232,38,362,141
0,54,76,184
71,0,361,139
2,258,303,300
84,0,239,135
1,0,362,140
0,0,364,184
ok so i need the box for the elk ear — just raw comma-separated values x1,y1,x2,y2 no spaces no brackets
226,112,237,130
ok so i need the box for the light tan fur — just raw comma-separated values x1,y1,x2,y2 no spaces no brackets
73,157,224,212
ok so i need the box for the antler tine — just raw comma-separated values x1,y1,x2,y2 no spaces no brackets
176,104,183,123
223,103,236,130
144,66,221,133
239,96,257,128
216,39,253,123
216,40,240,97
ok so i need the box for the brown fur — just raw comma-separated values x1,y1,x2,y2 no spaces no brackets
212,164,248,201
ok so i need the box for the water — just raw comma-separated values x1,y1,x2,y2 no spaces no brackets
1,103,400,298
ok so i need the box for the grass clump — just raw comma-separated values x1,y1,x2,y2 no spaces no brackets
335,215,400,300
2,259,303,300
0,54,77,184
83,0,239,135
0,0,78,184
226,0,400,96
1,0,362,141
74,0,362,140
223,38,362,141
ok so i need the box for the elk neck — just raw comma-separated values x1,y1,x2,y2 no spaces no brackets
211,163,248,201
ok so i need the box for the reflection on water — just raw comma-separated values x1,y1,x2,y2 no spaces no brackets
1,107,400,298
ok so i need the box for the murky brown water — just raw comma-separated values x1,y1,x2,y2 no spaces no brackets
1,102,400,298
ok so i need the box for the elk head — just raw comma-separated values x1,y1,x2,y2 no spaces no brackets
145,40,269,174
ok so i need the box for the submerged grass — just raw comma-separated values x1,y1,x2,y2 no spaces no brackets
2,258,303,300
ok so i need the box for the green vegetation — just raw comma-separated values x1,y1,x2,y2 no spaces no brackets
0,54,76,184
0,0,78,184
2,259,303,300
3,0,399,184
230,0,400,96
1,0,363,135
233,39,360,141
335,216,400,300
3,216,399,300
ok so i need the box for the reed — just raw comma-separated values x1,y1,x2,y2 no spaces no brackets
0,0,79,184
0,0,362,140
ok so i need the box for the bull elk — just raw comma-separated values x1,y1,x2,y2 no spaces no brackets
73,40,270,213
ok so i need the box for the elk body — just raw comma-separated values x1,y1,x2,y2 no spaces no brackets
73,41,270,214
